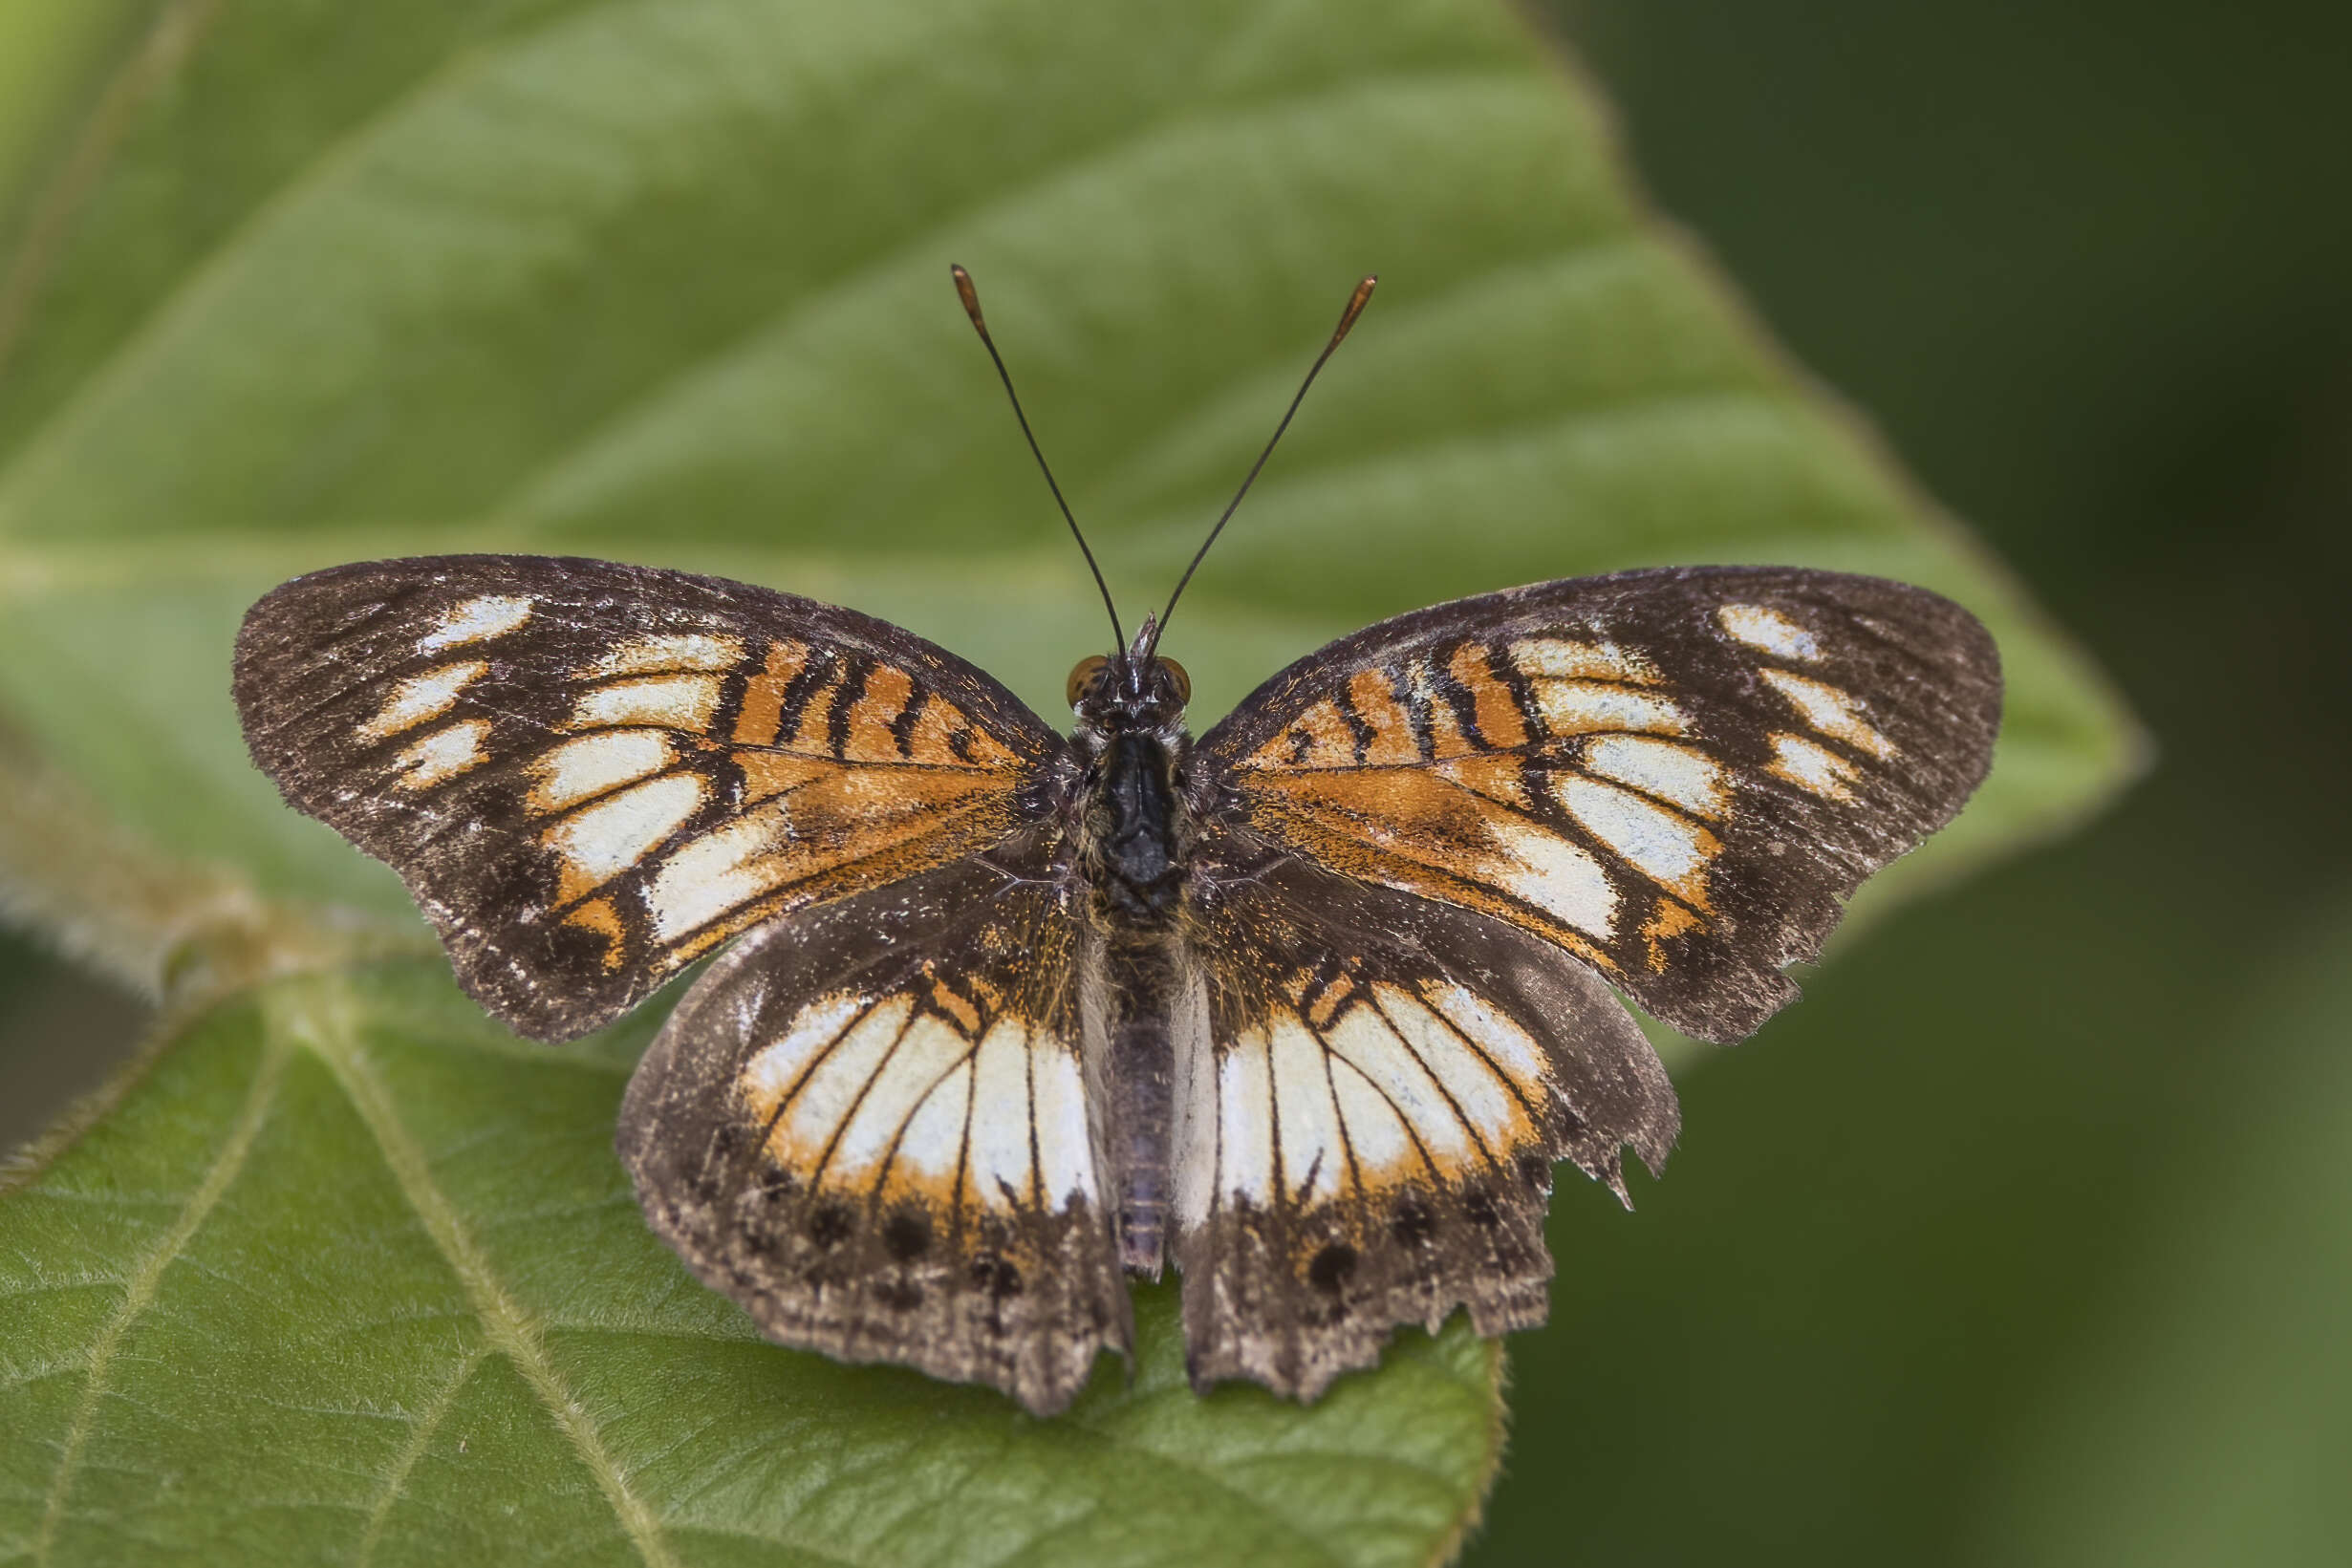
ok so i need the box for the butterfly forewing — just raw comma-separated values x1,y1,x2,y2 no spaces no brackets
617,843,1128,1416
233,555,1059,1041
1195,567,2002,1042
1174,855,1676,1401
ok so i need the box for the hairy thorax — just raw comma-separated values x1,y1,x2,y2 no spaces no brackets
1079,727,1196,930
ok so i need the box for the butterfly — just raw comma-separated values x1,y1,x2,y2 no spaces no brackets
232,269,2000,1416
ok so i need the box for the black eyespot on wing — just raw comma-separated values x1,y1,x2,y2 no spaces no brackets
1307,1243,1357,1295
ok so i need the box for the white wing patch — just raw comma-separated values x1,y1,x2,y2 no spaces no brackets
1324,1003,1474,1167
1486,820,1620,939
1207,979,1556,1213
357,659,486,742
1716,603,1823,662
417,594,532,654
1579,735,1728,820
1032,1047,1098,1206
1508,636,1661,685
1270,1018,1346,1201
585,633,745,679
831,1013,967,1181
542,772,704,900
1526,680,1690,737
741,992,869,1109
1376,985,1530,1153
1425,982,1550,1099
893,1063,972,1187
967,1017,1053,1210
569,674,723,733
642,807,789,943
733,985,1098,1214
779,996,914,1165
1766,731,1864,801
1759,669,1896,760
1216,1035,1279,1205
391,719,490,790
1553,774,1718,901
528,729,675,813
1327,1059,1413,1174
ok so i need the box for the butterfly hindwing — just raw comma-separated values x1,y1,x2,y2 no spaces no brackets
1195,567,2002,1042
617,842,1129,1416
233,555,1058,1040
1175,853,1677,1401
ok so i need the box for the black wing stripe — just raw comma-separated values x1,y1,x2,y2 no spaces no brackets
870,1051,978,1202
1362,987,1500,1171
808,998,923,1189
1417,985,1549,1135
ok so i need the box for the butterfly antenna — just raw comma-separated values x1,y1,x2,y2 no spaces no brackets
951,265,1124,650
1148,274,1376,659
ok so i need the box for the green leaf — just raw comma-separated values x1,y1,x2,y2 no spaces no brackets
2,963,1502,1566
0,0,2141,1561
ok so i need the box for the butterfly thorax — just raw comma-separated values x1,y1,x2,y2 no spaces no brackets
1068,637,1196,931
1065,638,1203,1275
1080,729,1193,924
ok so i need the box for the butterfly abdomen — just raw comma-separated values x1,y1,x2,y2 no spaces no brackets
1086,930,1210,1278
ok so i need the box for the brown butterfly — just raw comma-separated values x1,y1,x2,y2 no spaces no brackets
232,270,2000,1415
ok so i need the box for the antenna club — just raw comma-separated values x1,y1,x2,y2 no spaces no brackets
950,264,987,333
1331,274,1377,347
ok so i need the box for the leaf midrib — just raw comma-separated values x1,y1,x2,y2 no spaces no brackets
275,977,683,1568
32,1031,291,1565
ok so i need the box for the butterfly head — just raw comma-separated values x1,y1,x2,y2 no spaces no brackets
1068,615,1190,738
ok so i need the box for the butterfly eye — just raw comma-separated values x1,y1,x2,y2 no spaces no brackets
1158,657,1191,704
1067,655,1111,707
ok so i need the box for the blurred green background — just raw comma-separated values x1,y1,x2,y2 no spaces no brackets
3,0,2347,1562
1478,3,2352,1563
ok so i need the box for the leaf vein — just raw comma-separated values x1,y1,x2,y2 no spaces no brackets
283,980,681,1568
1055,1418,1352,1568
356,1345,487,1567
32,1035,291,1565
